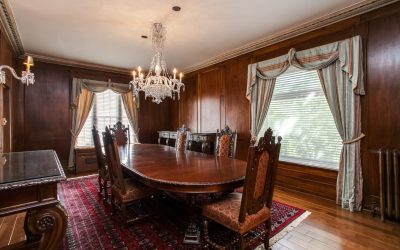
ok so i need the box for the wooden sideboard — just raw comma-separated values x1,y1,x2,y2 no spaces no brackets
0,150,67,250
158,131,216,154
75,146,98,173
157,131,177,147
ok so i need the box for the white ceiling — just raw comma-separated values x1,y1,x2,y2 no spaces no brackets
9,0,363,72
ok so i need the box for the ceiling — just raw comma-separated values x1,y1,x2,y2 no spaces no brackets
8,0,364,72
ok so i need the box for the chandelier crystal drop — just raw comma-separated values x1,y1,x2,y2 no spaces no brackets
130,23,184,104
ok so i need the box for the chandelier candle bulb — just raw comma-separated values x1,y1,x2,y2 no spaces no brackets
179,72,183,82
24,56,34,72
132,70,136,80
173,68,177,79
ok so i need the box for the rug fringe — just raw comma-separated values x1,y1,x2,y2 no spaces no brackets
255,211,311,249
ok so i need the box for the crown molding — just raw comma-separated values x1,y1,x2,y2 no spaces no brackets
183,0,399,73
0,0,24,55
2,0,398,74
22,53,131,75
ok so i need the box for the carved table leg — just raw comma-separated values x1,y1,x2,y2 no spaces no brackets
183,194,201,244
166,138,170,146
158,137,161,144
24,204,68,250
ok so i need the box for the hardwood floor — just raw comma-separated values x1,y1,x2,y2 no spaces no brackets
272,186,400,250
1,181,399,249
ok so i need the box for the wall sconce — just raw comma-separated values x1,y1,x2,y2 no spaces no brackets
0,56,35,86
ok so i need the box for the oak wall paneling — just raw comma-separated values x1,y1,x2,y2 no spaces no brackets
172,2,400,205
179,75,198,131
12,61,172,167
198,67,225,132
0,27,16,153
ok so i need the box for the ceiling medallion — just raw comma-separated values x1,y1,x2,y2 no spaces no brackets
130,23,184,104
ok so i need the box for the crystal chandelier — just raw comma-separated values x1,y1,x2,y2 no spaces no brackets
130,23,184,104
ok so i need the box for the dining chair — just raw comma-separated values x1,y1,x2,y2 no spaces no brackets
103,127,157,225
91,125,110,202
202,128,282,249
110,121,130,145
175,125,189,150
215,125,237,158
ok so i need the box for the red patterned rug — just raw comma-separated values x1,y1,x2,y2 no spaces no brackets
59,175,309,249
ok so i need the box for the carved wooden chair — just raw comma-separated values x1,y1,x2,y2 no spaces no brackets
175,125,189,151
202,128,282,249
110,121,130,145
103,127,157,225
215,125,237,158
92,126,110,202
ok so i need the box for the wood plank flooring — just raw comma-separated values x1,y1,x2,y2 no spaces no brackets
272,186,400,250
0,213,26,249
1,183,399,249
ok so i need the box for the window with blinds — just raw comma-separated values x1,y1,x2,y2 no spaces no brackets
77,90,135,146
259,67,342,170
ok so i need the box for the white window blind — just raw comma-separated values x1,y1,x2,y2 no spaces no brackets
77,90,134,146
259,67,342,170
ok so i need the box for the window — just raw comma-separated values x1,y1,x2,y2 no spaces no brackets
77,90,135,146
259,67,342,170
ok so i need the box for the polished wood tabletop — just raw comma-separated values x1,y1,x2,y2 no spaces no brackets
119,144,247,193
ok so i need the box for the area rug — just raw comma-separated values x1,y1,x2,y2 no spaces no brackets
59,175,310,249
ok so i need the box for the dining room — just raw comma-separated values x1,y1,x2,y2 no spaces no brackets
1,0,400,249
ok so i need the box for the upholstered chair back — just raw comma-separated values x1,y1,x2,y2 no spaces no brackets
238,128,281,223
175,125,189,150
110,121,129,145
215,125,237,158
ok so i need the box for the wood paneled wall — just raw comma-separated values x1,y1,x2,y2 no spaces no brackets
172,3,400,204
0,26,16,153
11,61,173,166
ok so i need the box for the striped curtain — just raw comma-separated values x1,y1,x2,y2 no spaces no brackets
246,36,364,211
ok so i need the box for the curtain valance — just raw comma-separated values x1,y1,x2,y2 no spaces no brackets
71,78,135,108
246,36,365,100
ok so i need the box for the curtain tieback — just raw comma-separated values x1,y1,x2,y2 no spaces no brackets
70,130,78,138
343,133,365,144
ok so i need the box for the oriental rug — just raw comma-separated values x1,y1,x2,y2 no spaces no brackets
59,175,310,250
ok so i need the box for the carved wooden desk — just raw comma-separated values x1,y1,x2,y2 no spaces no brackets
0,150,67,250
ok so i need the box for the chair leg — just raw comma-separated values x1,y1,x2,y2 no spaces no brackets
238,234,245,250
121,203,127,225
264,219,272,249
203,219,210,247
111,194,116,215
98,176,103,196
103,180,108,203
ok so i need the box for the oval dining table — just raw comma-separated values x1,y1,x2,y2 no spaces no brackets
118,143,247,193
118,143,248,244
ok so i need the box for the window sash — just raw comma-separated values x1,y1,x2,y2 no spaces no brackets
259,67,342,170
77,90,134,146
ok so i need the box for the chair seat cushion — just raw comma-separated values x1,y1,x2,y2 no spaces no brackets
112,178,157,203
202,192,270,234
